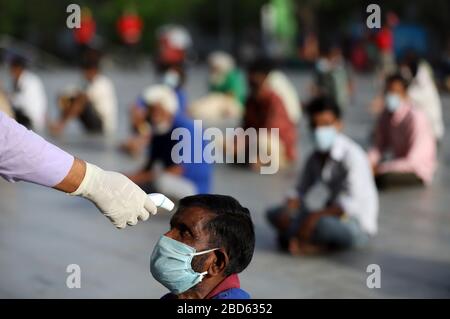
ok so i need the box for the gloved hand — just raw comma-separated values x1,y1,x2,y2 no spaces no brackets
70,162,157,229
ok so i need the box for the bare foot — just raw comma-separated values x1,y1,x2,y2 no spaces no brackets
288,238,324,256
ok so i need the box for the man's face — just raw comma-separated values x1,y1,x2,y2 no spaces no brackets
82,67,98,82
386,80,407,99
148,104,174,134
248,71,267,93
165,207,216,273
9,65,23,81
311,110,342,130
165,206,213,250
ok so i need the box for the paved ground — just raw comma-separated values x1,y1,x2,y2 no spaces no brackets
0,66,449,298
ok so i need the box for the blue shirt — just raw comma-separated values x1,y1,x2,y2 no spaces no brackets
146,116,212,194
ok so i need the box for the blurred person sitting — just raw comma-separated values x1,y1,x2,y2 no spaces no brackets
400,52,445,145
151,194,254,299
239,58,298,170
267,96,378,255
127,85,212,200
8,56,47,131
189,51,247,123
121,65,188,157
312,44,352,110
50,57,117,136
368,74,437,188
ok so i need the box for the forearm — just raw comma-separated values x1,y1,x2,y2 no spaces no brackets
53,158,86,193
0,111,74,187
315,204,344,218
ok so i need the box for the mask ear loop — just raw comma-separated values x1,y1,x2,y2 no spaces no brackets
190,248,220,280
190,248,219,256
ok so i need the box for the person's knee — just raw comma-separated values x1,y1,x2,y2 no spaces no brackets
312,217,354,249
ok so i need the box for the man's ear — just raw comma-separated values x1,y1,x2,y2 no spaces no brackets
208,248,229,276
336,120,344,131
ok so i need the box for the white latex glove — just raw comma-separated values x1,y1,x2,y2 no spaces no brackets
70,162,157,229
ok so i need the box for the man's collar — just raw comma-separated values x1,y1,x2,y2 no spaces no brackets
205,274,241,299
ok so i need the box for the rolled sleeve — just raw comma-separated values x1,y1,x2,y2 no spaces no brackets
0,111,74,187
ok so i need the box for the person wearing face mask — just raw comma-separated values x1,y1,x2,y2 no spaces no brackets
127,85,212,200
49,54,117,136
266,96,378,255
121,65,188,157
368,74,437,188
188,51,247,123
151,194,254,299
241,58,298,170
312,44,352,110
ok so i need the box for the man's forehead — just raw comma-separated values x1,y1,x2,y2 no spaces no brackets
171,206,214,225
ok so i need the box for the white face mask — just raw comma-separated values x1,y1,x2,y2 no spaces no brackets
316,58,331,73
385,93,402,113
162,70,181,88
152,121,172,135
313,126,337,152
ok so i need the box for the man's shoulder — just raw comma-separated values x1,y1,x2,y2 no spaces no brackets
333,134,368,163
212,288,251,300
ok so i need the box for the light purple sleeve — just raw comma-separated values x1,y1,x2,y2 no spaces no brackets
0,111,74,187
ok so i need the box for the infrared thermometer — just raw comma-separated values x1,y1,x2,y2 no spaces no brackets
148,193,175,212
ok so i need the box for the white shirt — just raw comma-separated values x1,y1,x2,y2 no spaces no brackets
297,134,379,235
85,74,117,134
408,61,444,141
11,70,47,131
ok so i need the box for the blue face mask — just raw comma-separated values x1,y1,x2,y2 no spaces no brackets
313,126,337,152
150,235,218,294
385,93,401,113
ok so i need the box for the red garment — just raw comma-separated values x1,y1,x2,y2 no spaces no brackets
117,14,143,45
158,37,186,66
244,88,297,161
74,18,96,45
205,274,241,299
375,28,393,53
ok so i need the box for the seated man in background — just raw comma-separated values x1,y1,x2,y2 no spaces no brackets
189,51,247,123
121,65,188,157
151,194,254,299
127,85,212,200
50,56,117,136
312,44,352,111
267,96,378,255
368,74,437,188
240,59,298,170
8,55,47,131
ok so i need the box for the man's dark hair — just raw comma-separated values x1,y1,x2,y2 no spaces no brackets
385,73,409,91
10,55,27,68
247,57,275,75
305,95,341,126
178,194,255,277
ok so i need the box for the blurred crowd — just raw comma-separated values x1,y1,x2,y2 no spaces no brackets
0,8,446,257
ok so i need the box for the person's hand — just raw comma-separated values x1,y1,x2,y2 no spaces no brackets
286,197,300,210
70,162,158,229
298,213,321,240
